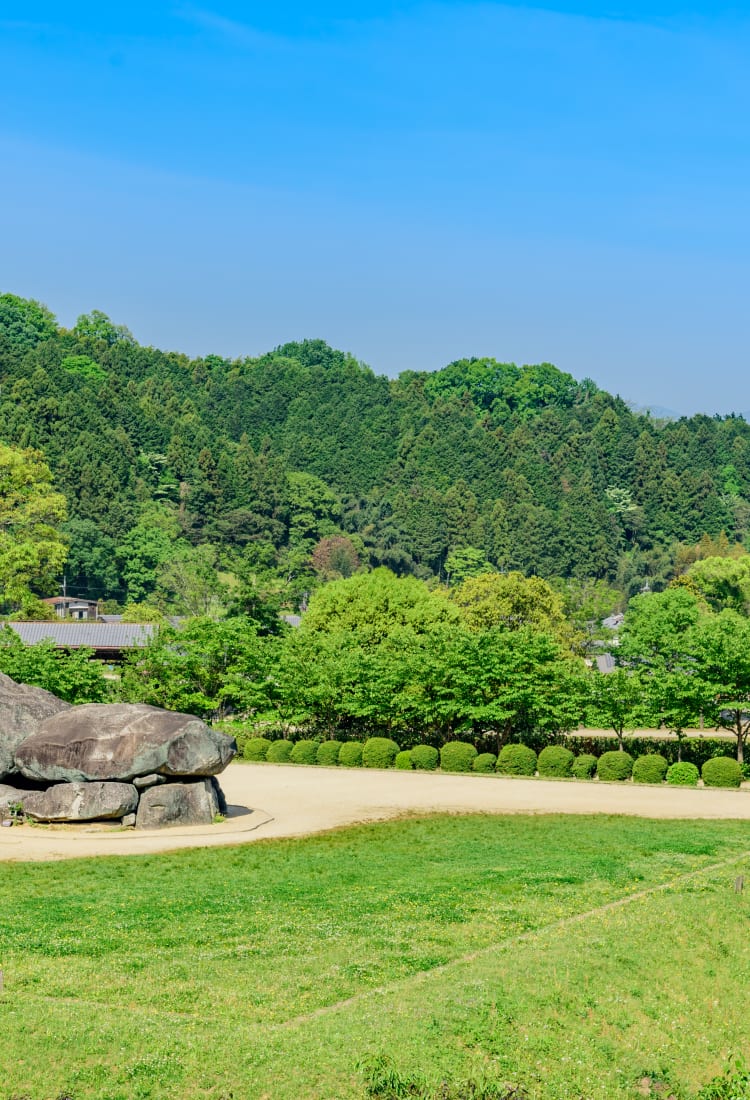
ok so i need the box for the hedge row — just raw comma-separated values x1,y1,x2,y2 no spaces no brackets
242,736,745,788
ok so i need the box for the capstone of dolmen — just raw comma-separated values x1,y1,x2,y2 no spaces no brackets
14,703,236,783
0,671,70,780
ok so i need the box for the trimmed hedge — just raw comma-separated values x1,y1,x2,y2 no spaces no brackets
568,734,734,771
290,740,319,765
496,744,537,777
243,737,272,762
473,752,497,774
537,745,574,778
440,741,477,773
666,761,700,787
597,751,634,782
702,757,743,789
316,740,342,767
339,741,363,767
632,753,668,785
571,753,597,779
266,739,294,763
411,744,439,771
363,737,401,769
395,750,413,770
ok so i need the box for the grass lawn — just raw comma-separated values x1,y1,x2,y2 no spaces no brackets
1,814,749,1099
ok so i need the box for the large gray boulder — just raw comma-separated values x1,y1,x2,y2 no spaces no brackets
14,703,236,783
136,778,219,829
0,672,70,780
20,781,138,823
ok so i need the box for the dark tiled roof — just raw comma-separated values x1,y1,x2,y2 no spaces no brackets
7,622,154,648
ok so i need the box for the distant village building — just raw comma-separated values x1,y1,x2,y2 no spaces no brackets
42,596,100,621
8,622,154,663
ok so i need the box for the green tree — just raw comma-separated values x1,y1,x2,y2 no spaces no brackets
618,588,703,670
155,543,226,618
690,610,750,763
586,668,643,751
683,555,750,614
72,309,135,346
121,616,274,717
301,568,459,643
0,293,57,349
0,627,109,703
444,546,492,585
0,443,68,609
451,571,578,652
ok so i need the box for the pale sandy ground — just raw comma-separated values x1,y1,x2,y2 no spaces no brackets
2,762,750,863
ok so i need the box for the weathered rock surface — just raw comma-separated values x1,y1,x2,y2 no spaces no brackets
0,672,70,780
15,704,236,783
21,781,138,823
133,773,166,790
136,778,219,829
0,783,23,809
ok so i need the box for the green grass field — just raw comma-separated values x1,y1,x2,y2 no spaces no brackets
1,815,749,1100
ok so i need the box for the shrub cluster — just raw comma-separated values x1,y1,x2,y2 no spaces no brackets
316,740,342,766
290,739,319,765
473,752,497,774
571,753,597,779
339,741,363,768
243,737,271,762
440,741,477,773
411,744,439,771
701,757,743,789
363,737,401,769
266,739,294,763
537,745,574,778
596,751,634,782
666,761,699,786
496,744,537,776
632,753,668,785
235,730,747,794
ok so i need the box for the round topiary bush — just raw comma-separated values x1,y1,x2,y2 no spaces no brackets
362,737,401,769
243,737,272,762
666,761,700,787
290,739,319,765
266,739,294,763
596,751,634,782
410,744,439,771
571,753,598,779
473,752,497,774
702,756,743,789
339,741,363,768
395,750,413,770
496,744,537,777
316,740,342,767
440,741,478,773
537,745,575,778
632,753,668,785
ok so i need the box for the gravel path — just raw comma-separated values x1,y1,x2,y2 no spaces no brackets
2,761,750,862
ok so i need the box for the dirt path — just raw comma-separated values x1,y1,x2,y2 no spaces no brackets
2,762,750,862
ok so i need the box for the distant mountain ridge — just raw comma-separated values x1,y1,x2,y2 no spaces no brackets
1,291,749,608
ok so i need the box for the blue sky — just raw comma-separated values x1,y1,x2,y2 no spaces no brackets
1,1,749,414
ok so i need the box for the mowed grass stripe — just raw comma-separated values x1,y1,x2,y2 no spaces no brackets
273,845,750,1030
237,859,750,1100
1,815,749,1099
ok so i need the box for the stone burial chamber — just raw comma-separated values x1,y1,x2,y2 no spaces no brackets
0,683,236,828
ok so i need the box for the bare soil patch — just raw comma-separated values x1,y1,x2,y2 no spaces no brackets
2,761,750,862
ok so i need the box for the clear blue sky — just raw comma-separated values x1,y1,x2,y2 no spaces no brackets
1,1,749,414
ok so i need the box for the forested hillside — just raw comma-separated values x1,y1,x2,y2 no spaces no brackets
2,291,749,616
